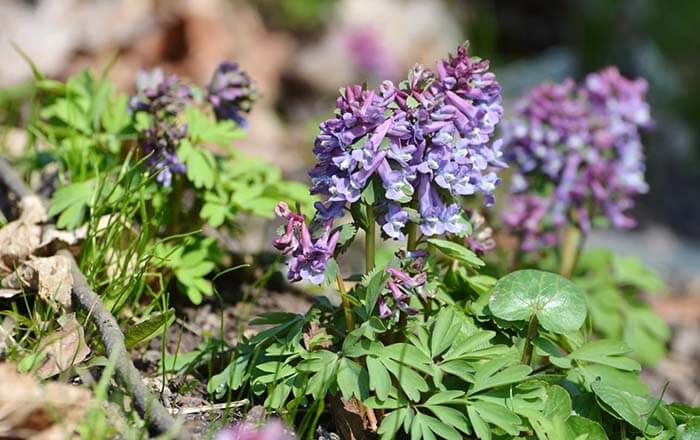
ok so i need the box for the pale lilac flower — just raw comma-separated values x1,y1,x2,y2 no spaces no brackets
214,420,292,440
273,202,340,285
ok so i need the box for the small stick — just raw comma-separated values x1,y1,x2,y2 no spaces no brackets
61,250,189,439
168,400,249,415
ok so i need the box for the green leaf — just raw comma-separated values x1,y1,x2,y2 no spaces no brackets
364,268,389,316
378,409,406,439
424,391,466,406
124,309,175,349
336,358,369,400
544,385,573,419
591,381,666,435
384,343,432,372
427,238,485,267
469,399,521,436
426,405,471,435
430,307,458,358
381,358,429,402
49,180,95,229
186,107,244,145
367,356,391,401
567,416,608,440
420,412,462,440
179,140,217,189
680,417,700,440
467,406,491,440
568,339,640,371
443,330,498,361
489,270,587,334
469,358,532,395
612,254,665,293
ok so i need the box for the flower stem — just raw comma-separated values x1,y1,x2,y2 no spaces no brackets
335,272,354,331
365,204,376,273
521,314,539,365
559,225,583,279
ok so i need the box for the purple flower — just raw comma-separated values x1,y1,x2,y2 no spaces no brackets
344,26,400,80
140,123,188,187
130,68,193,187
502,67,651,250
465,210,496,255
376,259,429,318
129,68,192,116
273,202,340,285
208,62,258,127
309,44,505,243
214,420,292,440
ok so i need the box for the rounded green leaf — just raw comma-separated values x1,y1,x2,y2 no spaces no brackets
489,270,586,334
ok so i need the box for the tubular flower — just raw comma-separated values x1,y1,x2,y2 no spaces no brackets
214,420,292,440
464,210,496,255
310,44,506,241
273,202,340,284
208,62,258,126
130,68,192,187
378,251,429,318
502,67,651,249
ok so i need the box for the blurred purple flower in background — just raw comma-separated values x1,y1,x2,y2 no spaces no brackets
344,26,400,80
208,62,258,127
214,420,293,440
502,67,652,249
378,253,429,318
129,68,192,116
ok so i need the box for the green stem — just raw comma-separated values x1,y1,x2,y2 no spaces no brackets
365,204,376,273
559,225,583,279
521,314,539,365
407,221,418,252
336,273,354,332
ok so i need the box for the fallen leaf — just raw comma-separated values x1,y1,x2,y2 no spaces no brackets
26,256,74,307
0,195,48,269
0,288,21,298
0,362,91,439
36,314,90,379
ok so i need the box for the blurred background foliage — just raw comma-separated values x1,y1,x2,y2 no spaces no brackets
0,0,698,237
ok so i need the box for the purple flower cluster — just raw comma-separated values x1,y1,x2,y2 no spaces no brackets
214,420,292,440
503,67,651,249
130,69,192,187
465,210,496,255
378,251,428,318
311,45,506,241
208,62,258,127
272,202,340,284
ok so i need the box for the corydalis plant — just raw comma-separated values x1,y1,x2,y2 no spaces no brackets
502,67,651,251
276,44,506,286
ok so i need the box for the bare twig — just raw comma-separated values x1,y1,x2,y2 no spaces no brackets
0,159,189,439
168,400,249,415
61,249,188,439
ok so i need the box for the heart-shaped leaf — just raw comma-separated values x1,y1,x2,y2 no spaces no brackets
489,270,586,334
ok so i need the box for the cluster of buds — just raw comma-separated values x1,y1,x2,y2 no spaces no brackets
378,251,429,318
130,69,192,187
272,202,340,284
503,67,651,249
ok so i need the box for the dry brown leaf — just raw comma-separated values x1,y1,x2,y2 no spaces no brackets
36,314,90,379
26,256,74,307
0,288,22,298
0,362,91,439
0,195,48,269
